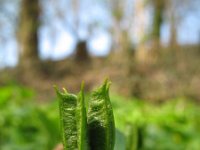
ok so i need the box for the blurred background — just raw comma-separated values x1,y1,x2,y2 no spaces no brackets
0,0,200,149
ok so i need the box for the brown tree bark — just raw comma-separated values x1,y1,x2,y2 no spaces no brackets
151,0,165,56
18,0,40,69
168,4,178,49
74,40,90,62
169,17,177,49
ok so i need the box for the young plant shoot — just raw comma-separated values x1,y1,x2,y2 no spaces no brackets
55,84,88,150
54,80,115,150
87,80,115,150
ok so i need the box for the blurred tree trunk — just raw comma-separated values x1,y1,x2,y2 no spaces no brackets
169,15,177,49
18,0,40,69
53,0,90,62
72,0,90,62
74,40,90,62
168,1,178,50
151,0,165,55
134,0,149,64
109,0,134,63
108,0,142,97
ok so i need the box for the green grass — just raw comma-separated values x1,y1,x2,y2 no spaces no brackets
0,85,200,150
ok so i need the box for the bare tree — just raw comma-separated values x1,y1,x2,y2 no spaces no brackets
18,0,41,68
151,0,166,51
166,0,200,48
50,0,91,62
108,0,134,54
133,0,150,63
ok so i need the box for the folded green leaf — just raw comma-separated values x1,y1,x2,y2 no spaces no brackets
87,80,115,150
54,85,88,150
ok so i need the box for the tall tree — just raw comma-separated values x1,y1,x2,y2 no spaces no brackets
151,0,166,52
134,0,149,63
107,0,135,64
109,0,133,52
18,0,40,68
166,0,199,48
71,0,90,62
52,0,90,62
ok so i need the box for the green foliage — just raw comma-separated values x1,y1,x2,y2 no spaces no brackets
87,80,115,150
0,85,60,150
125,124,139,150
55,80,115,150
0,84,200,150
112,95,200,149
55,85,88,150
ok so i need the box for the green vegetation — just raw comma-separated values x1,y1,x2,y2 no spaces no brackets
0,84,200,150
0,85,60,150
87,80,115,150
125,124,140,150
113,95,200,149
55,84,88,150
55,80,115,150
